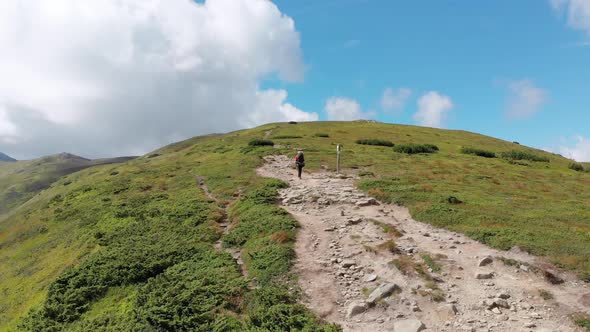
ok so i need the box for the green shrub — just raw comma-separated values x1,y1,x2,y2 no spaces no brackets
574,314,590,330
394,144,439,154
272,135,302,139
461,147,496,158
134,253,246,331
569,163,585,172
500,150,549,163
355,139,395,147
313,133,330,138
248,139,274,147
356,139,394,147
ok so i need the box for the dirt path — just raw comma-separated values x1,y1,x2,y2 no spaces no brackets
257,155,590,332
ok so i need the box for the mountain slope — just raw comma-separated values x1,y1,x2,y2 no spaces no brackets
0,152,16,162
0,153,136,215
1,121,589,331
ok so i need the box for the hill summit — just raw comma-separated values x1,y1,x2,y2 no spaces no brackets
0,152,16,162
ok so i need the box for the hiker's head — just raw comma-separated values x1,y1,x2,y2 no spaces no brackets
297,150,303,155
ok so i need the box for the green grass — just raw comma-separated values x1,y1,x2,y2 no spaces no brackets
421,253,442,273
0,127,340,331
2,120,590,330
539,289,554,300
574,314,590,331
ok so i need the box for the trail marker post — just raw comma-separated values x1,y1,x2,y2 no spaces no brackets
336,144,342,174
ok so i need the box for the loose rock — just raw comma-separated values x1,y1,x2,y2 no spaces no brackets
393,319,426,332
366,283,400,304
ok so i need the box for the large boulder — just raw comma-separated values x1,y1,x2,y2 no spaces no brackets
366,283,400,304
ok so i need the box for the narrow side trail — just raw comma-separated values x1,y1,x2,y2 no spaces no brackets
195,175,246,276
257,155,590,332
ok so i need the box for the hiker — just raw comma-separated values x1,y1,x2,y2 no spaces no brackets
295,151,305,179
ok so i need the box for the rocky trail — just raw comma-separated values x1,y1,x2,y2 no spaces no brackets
257,155,590,332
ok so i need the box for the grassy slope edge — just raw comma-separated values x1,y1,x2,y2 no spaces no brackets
0,153,136,215
1,121,589,330
0,128,339,331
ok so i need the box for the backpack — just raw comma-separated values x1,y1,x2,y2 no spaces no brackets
295,153,305,165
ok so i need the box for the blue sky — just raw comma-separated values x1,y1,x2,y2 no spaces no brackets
0,0,588,160
269,0,590,160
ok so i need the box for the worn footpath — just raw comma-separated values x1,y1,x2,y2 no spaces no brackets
257,155,590,332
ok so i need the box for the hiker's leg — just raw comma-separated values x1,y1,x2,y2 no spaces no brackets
298,165,302,178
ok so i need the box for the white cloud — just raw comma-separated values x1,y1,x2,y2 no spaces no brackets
244,89,318,125
0,0,314,159
551,0,590,35
380,87,412,112
558,135,590,162
414,91,454,128
324,97,370,121
506,80,548,119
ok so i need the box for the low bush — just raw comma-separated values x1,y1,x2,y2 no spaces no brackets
355,139,395,147
500,150,549,163
248,139,274,147
394,144,439,154
573,314,590,330
313,133,330,138
461,147,496,158
569,163,585,172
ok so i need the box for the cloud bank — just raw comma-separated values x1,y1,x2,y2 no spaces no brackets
506,80,548,119
559,136,590,162
552,0,590,35
324,97,371,121
414,91,454,128
0,0,317,159
380,87,412,112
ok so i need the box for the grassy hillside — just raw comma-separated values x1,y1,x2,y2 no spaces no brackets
1,121,589,331
0,153,136,215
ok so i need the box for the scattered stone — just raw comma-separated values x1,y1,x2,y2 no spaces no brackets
475,272,494,280
347,217,363,225
346,301,368,318
523,322,536,328
491,307,502,314
543,270,565,285
494,299,510,309
478,256,493,267
393,319,426,332
519,264,529,272
342,260,356,268
365,274,378,282
366,283,400,304
355,198,378,207
496,292,511,299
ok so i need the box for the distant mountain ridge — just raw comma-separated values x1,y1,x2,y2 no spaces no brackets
0,152,136,214
0,152,16,162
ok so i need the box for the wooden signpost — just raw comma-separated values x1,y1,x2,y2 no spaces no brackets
336,144,342,174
